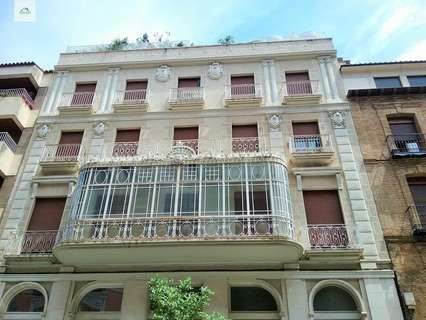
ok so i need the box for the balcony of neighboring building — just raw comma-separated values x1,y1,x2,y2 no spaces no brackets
112,80,149,113
0,78,39,128
281,72,322,105
0,119,23,176
38,131,85,175
52,162,303,269
168,78,204,110
58,83,98,115
225,75,262,108
406,205,426,236
288,122,334,166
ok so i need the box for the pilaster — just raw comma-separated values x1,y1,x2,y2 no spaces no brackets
121,280,149,320
100,68,120,113
262,60,272,106
318,57,332,101
45,281,73,320
286,279,308,319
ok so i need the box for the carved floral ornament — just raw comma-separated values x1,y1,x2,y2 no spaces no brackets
36,125,49,138
155,65,171,82
268,114,282,130
93,121,106,137
207,62,223,80
329,111,345,129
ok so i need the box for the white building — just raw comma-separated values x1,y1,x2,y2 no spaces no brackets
0,38,404,319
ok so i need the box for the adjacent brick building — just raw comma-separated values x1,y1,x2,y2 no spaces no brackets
342,61,426,320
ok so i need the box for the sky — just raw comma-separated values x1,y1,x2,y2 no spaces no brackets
1,0,426,70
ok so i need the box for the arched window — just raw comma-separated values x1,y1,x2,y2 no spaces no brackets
230,287,278,312
78,288,123,312
7,289,45,312
313,286,361,319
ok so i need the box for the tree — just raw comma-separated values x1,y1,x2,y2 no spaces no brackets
217,35,235,45
149,277,229,320
107,37,129,50
137,33,150,43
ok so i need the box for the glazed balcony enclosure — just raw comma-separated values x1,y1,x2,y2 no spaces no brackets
53,161,303,269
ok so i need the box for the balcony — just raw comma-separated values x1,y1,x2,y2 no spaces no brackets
386,134,426,158
0,88,38,128
406,205,426,236
58,92,97,115
308,224,350,248
53,215,302,268
289,134,334,165
281,80,322,105
225,84,262,108
0,132,21,176
112,89,149,113
168,87,204,110
39,144,84,175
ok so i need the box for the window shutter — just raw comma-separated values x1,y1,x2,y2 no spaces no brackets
75,83,96,92
408,177,426,205
27,198,67,231
115,129,140,143
178,78,200,88
232,125,258,138
59,132,83,144
388,118,418,135
173,127,199,140
231,75,255,85
125,81,147,90
292,122,320,135
286,72,310,82
303,190,344,224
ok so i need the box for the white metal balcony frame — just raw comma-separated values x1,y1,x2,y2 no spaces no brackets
113,89,149,105
59,92,98,107
289,134,333,153
41,144,85,162
0,88,34,108
169,87,204,103
0,132,18,153
281,80,320,96
225,83,262,99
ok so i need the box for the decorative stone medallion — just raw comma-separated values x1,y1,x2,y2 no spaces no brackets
329,111,345,129
93,121,106,137
155,65,171,82
207,62,223,80
36,124,49,138
268,114,282,130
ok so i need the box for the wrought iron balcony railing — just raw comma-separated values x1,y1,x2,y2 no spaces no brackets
112,142,139,157
41,144,85,162
0,132,18,153
225,84,262,99
386,134,426,158
169,87,204,103
113,89,148,105
406,205,426,235
0,88,34,107
282,80,320,96
289,134,332,153
57,215,294,244
59,92,98,107
307,224,350,248
6,230,58,255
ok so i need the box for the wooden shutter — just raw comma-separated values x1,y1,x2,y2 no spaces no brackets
389,118,418,135
303,190,344,224
27,198,66,231
231,75,255,85
232,125,258,138
125,81,147,90
286,72,309,82
292,122,320,135
115,129,140,142
408,177,426,205
75,83,96,92
178,78,200,88
173,127,198,140
59,132,83,144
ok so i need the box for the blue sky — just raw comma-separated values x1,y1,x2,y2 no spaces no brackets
1,0,426,70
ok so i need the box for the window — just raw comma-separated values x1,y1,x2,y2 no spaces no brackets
7,289,45,312
78,288,123,312
374,77,401,88
230,287,278,312
407,75,426,87
173,127,198,153
57,131,83,158
304,190,348,248
407,177,426,223
292,122,321,152
388,117,424,154
22,198,66,253
313,286,357,311
124,80,147,101
232,124,258,152
71,83,96,105
285,72,312,95
113,129,140,157
230,75,255,96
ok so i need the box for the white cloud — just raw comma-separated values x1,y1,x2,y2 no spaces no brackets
398,39,426,60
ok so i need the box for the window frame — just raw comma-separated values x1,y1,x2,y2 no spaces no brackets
373,76,402,89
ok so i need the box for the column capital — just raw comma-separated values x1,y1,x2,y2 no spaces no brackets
262,59,275,66
107,67,120,73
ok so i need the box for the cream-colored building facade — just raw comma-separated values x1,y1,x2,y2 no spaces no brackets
0,39,404,319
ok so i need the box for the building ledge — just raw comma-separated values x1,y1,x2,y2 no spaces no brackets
301,248,364,269
57,105,94,116
38,160,80,176
168,100,204,111
290,151,334,166
112,102,148,113
225,97,262,108
282,94,322,105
